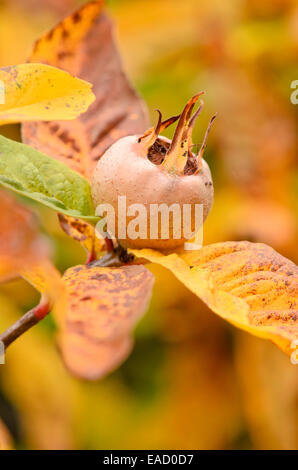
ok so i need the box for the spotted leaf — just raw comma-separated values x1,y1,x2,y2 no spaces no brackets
55,264,154,380
0,63,94,125
131,241,298,355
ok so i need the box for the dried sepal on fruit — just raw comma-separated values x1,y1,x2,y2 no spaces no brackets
92,94,216,250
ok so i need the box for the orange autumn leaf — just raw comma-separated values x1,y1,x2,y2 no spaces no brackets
56,264,154,380
0,190,47,283
22,0,149,181
131,241,298,355
58,213,105,257
0,419,13,450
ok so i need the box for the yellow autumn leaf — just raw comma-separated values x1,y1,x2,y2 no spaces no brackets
0,63,95,125
131,241,298,356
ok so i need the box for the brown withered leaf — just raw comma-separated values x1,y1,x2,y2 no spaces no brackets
58,213,105,256
0,190,47,283
56,264,154,380
22,0,149,180
131,241,298,355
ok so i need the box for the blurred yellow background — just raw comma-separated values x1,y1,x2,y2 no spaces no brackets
0,0,297,450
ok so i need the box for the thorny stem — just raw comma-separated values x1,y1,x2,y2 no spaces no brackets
0,245,134,351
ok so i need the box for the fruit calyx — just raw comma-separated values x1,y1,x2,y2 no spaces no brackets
138,93,217,176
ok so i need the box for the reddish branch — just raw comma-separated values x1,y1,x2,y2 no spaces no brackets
0,300,50,349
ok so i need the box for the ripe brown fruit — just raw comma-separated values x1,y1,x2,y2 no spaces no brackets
92,94,216,250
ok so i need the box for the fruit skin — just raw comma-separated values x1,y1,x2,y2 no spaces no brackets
91,135,214,250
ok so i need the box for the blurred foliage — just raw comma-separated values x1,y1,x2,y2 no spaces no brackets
0,0,297,450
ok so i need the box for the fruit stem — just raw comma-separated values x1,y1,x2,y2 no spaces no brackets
88,244,135,268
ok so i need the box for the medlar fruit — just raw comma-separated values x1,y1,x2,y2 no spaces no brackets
92,94,216,251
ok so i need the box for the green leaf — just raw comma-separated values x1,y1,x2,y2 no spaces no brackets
0,135,98,222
